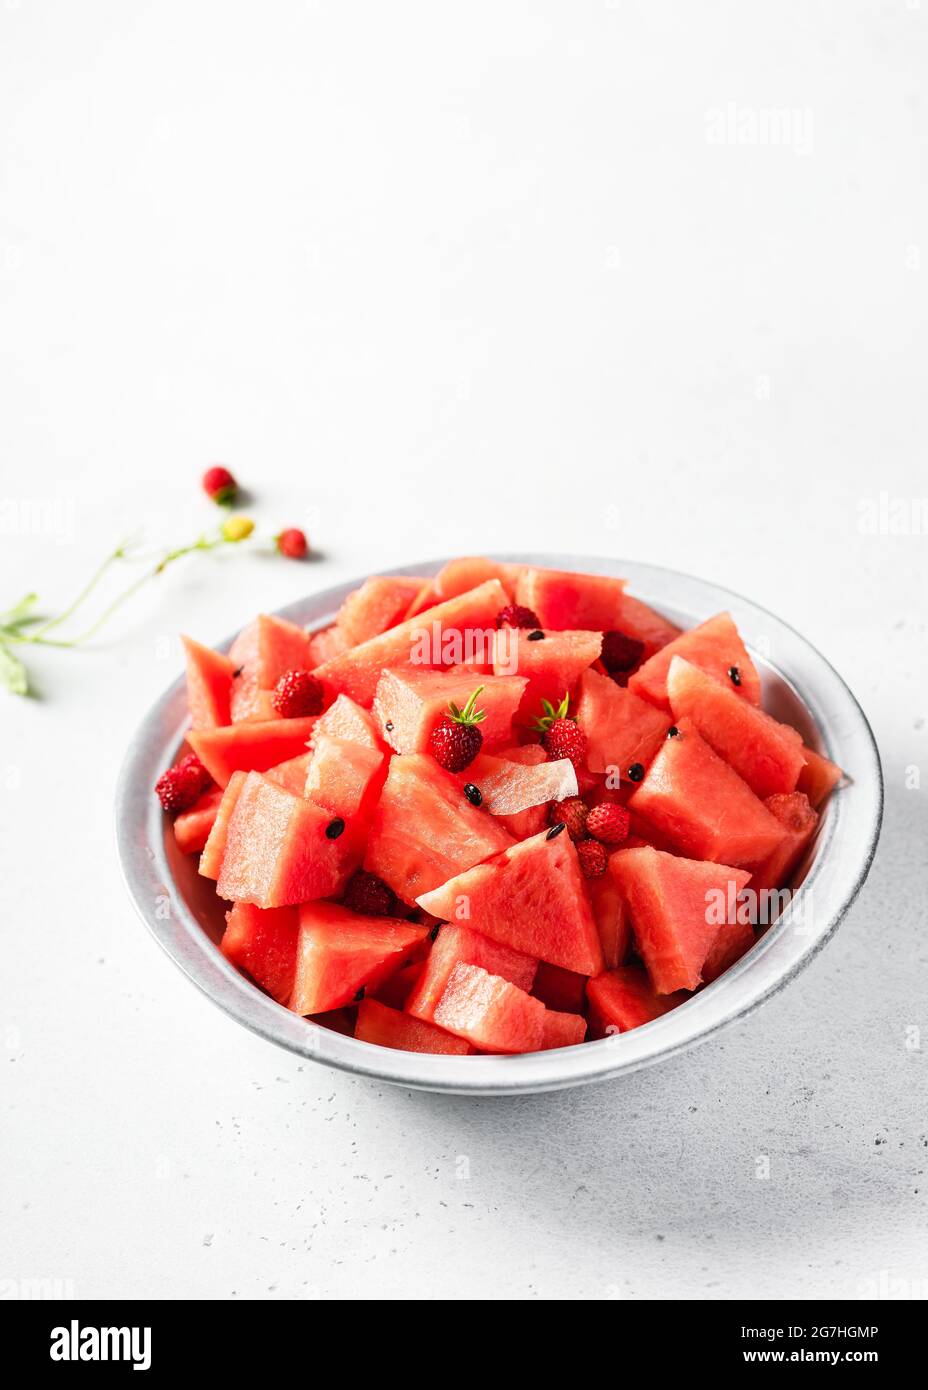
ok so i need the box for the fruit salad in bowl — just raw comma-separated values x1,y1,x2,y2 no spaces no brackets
116,556,881,1093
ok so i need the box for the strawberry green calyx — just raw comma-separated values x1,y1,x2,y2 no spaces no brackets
532,692,572,734
447,686,487,727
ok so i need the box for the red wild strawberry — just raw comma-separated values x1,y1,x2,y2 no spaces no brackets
273,669,324,718
202,465,238,505
549,797,589,842
276,527,308,559
586,802,631,846
155,753,212,814
428,686,487,772
533,693,587,773
576,838,607,879
343,870,396,917
600,629,645,675
495,603,541,630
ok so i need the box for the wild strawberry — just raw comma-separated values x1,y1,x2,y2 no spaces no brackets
202,465,238,505
221,515,254,542
577,838,607,879
428,686,486,772
273,669,324,718
276,527,308,559
533,694,587,772
495,603,541,630
155,753,212,814
343,870,396,917
586,802,631,845
549,796,589,841
600,629,645,675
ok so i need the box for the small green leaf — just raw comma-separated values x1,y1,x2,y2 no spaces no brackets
0,592,40,627
0,642,29,695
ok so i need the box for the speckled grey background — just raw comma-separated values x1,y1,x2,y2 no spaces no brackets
2,0,925,1299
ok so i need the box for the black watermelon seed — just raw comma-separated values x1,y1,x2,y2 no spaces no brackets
353,987,366,1002
233,666,243,679
429,923,441,942
325,818,346,839
667,725,679,738
546,822,566,840
463,783,483,807
728,666,741,687
385,720,394,732
527,630,545,641
627,763,645,782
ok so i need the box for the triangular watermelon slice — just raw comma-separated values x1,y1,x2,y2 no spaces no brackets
372,668,527,753
406,921,537,1024
229,614,315,721
629,612,762,711
363,754,514,903
666,656,805,797
313,693,382,749
610,845,751,993
587,867,631,970
355,998,474,1055
264,751,314,796
515,567,625,631
199,771,247,879
540,1009,588,1049
746,790,819,894
304,733,386,822
575,667,669,776
221,901,300,1004
173,786,224,855
416,827,604,976
182,636,236,728
587,965,688,1036
289,903,428,1015
797,746,843,808
334,575,425,646
615,593,682,656
434,556,521,602
432,962,546,1053
629,718,789,865
187,717,316,788
492,628,603,721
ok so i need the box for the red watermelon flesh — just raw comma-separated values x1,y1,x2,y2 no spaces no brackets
355,998,474,1055
307,625,349,668
187,717,316,788
587,868,631,970
629,612,761,711
221,901,299,1004
199,771,247,879
492,628,603,720
364,754,515,903
587,966,688,1037
335,575,425,646
304,733,386,822
373,959,425,1010
289,903,428,1016
616,593,682,657
372,668,527,754
432,962,546,1054
515,567,625,631
575,668,669,776
182,636,235,728
541,1009,588,1049
746,791,819,894
264,751,313,796
402,579,439,620
629,718,789,866
173,786,223,855
434,556,521,602
229,614,315,721
313,579,509,706
313,693,382,749
666,656,805,798
531,961,588,1014
406,922,537,1023
611,845,752,993
797,746,843,808
416,827,604,976
701,918,756,986
216,773,355,907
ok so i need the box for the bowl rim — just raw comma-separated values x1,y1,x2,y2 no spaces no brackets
114,553,883,1095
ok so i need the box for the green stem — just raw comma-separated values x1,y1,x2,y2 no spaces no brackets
29,540,131,638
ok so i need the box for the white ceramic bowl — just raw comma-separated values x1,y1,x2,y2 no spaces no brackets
115,555,882,1095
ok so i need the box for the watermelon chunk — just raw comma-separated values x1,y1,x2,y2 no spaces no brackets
629,718,789,865
460,751,577,816
611,845,752,993
335,575,425,646
216,772,355,907
432,962,546,1054
182,636,235,728
199,771,247,879
289,903,428,1015
304,733,386,822
746,791,819,894
173,786,223,855
472,744,552,837
531,961,588,1014
797,747,843,808
587,867,631,970
616,593,682,656
187,717,316,788
629,612,761,711
307,625,349,668
372,669,527,754
575,667,669,777
229,614,315,721
666,656,805,797
313,693,382,749
355,998,474,1055
264,751,313,796
587,965,688,1036
416,827,604,976
515,567,625,631
492,628,603,719
313,579,509,706
701,918,756,985
540,1009,588,1049
406,922,537,1023
220,901,299,1004
433,557,522,602
364,754,514,903
372,959,425,1010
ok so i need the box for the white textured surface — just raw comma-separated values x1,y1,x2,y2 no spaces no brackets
1,1,925,1300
